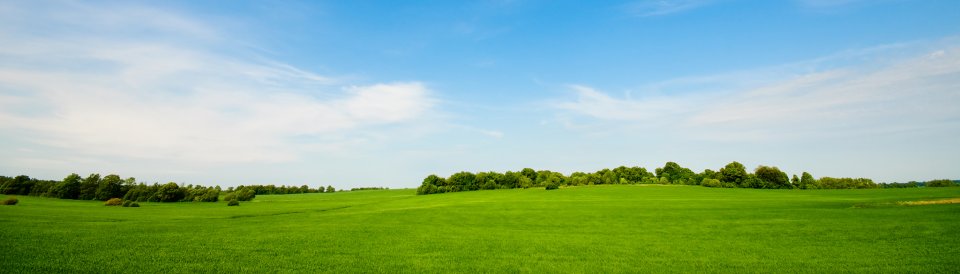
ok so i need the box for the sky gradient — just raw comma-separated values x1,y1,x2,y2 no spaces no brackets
1,0,959,188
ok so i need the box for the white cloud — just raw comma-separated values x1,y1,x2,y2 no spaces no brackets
554,40,960,142
554,85,694,121
625,0,715,17
0,2,438,169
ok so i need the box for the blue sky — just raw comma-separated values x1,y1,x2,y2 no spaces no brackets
1,0,959,188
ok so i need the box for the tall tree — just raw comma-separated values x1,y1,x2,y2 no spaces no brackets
78,174,101,200
719,162,747,187
51,173,82,199
800,172,816,189
154,182,184,202
755,166,791,189
520,168,537,183
95,174,124,200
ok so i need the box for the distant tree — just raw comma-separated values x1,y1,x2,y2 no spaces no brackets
741,174,764,189
326,185,335,193
481,180,498,190
236,188,257,201
501,171,520,188
657,162,696,185
520,168,537,183
719,162,747,187
700,169,718,181
475,172,499,190
817,177,877,189
791,175,800,189
417,183,439,195
95,174,124,201
78,174,101,200
925,179,956,187
755,166,790,189
545,179,560,190
196,188,219,202
0,175,32,195
50,173,82,199
800,172,816,189
154,182,184,202
518,175,533,189
701,178,722,188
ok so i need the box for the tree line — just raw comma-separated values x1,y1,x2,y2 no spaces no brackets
417,161,958,195
0,173,338,203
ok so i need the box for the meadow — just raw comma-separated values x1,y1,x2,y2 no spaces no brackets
1,185,958,273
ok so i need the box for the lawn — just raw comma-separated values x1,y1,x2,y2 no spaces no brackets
1,185,958,273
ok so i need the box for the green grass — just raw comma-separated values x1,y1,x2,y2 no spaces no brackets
1,185,959,273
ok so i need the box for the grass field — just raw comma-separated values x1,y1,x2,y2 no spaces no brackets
1,185,959,273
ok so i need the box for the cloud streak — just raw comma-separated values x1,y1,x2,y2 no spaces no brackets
625,0,715,17
0,2,438,170
554,39,960,142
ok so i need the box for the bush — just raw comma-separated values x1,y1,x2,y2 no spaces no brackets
227,200,240,206
926,179,956,187
130,202,140,207
2,196,18,205
104,198,122,206
122,200,132,207
701,178,722,188
545,181,560,190
235,188,256,201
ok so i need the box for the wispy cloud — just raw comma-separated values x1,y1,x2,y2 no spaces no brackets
625,0,716,17
0,2,438,170
553,38,960,142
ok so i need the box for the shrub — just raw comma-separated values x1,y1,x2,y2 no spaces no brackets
926,179,956,187
701,178,722,188
235,188,256,201
104,198,123,206
545,181,560,190
227,200,240,206
130,202,140,207
2,196,18,205
122,200,132,207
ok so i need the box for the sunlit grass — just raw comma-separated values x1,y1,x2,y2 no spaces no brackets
1,186,958,273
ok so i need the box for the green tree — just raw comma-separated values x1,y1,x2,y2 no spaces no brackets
926,179,956,187
50,173,82,199
235,188,256,201
719,162,747,187
196,188,220,202
520,168,537,183
791,174,800,189
0,175,32,195
518,175,533,189
326,185,335,193
448,172,476,192
800,172,816,189
78,174,101,200
500,171,520,189
154,182,184,202
755,166,790,189
95,174,124,201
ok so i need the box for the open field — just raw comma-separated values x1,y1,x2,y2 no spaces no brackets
1,186,959,273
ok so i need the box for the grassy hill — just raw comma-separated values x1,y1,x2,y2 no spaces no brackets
1,185,958,273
